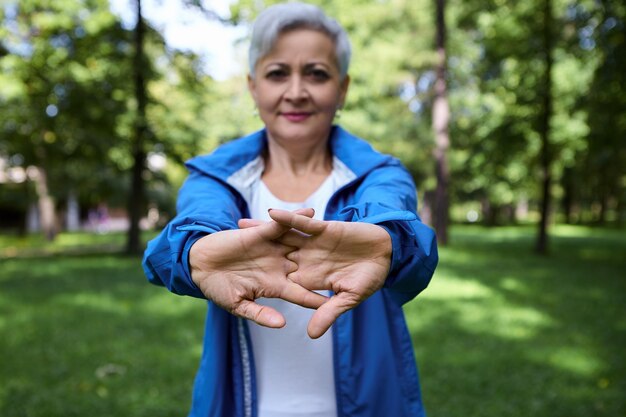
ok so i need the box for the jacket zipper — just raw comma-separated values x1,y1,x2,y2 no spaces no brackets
237,318,253,417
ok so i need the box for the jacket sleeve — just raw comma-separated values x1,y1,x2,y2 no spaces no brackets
334,160,438,305
142,168,245,299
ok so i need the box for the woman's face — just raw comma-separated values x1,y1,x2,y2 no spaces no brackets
248,29,349,146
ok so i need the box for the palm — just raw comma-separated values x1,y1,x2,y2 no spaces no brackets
189,210,326,328
268,210,391,338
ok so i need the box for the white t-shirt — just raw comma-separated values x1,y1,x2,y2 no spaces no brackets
245,164,350,417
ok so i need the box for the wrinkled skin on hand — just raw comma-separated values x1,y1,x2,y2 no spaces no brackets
189,208,328,329
240,209,392,339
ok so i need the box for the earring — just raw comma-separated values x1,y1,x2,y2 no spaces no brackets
335,107,343,120
252,107,259,117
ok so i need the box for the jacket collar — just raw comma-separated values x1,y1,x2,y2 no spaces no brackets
185,125,392,182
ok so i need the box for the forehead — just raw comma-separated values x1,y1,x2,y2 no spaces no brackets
259,29,338,66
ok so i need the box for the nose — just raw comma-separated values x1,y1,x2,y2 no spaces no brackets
284,75,308,102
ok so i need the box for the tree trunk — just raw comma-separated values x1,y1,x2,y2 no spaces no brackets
617,194,625,227
562,167,573,224
432,0,450,245
535,0,554,255
126,0,148,255
66,190,81,231
29,166,57,241
420,189,435,227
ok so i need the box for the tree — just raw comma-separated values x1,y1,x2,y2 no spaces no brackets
535,0,555,254
0,0,133,239
582,0,626,225
126,0,149,254
432,0,451,244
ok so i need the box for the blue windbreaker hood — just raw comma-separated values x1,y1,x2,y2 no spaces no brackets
185,125,395,182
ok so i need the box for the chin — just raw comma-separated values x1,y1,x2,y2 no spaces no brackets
269,122,331,144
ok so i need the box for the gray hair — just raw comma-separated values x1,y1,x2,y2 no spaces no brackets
248,2,351,80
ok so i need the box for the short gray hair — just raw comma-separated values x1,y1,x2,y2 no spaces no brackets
248,2,351,80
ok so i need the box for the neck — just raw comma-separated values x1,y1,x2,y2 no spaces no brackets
264,132,333,177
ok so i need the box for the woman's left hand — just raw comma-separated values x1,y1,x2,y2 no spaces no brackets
265,209,392,339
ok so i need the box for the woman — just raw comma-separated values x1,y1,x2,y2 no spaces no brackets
143,2,438,417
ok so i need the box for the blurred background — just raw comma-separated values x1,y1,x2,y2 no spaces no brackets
0,0,624,416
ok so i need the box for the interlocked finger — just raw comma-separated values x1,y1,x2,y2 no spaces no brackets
268,209,327,235
283,258,299,275
238,208,315,231
255,219,292,240
276,229,309,248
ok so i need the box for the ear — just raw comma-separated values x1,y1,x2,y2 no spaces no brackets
338,74,350,108
247,74,258,102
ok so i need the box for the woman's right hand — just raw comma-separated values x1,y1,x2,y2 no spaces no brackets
189,209,327,329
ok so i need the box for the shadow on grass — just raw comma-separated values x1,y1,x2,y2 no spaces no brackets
2,226,624,417
404,225,626,417
0,255,206,417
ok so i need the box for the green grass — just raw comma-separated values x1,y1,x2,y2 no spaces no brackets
0,231,128,257
0,225,624,416
406,225,626,417
0,252,205,417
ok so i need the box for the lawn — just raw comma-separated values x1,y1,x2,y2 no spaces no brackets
0,226,624,416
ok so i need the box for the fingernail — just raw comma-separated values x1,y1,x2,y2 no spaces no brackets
268,208,273,213
268,315,283,327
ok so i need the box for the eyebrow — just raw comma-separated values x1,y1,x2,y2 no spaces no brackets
263,61,332,69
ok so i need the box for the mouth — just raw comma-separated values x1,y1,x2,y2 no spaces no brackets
281,112,312,122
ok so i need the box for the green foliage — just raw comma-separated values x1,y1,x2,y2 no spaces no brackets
449,0,624,224
0,0,134,207
1,0,624,228
0,0,225,218
1,226,624,416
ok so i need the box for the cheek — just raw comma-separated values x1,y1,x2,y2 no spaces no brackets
254,85,282,109
319,90,343,111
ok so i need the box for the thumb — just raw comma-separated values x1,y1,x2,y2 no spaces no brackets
307,293,356,339
238,218,265,229
234,300,286,328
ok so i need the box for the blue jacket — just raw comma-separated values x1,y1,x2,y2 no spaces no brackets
142,126,438,417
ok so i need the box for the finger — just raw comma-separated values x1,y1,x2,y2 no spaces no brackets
268,209,326,235
307,293,357,339
238,218,265,229
233,300,286,328
284,258,299,275
275,229,309,248
286,269,328,291
278,280,328,309
239,208,313,231
254,219,292,240
292,207,315,218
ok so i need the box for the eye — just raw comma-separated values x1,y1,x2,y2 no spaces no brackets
265,69,288,80
308,68,330,82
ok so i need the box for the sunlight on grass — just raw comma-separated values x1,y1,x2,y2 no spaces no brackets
409,286,554,341
405,225,626,417
423,276,494,300
138,291,207,317
546,347,605,376
1,226,625,417
0,231,158,257
454,301,554,340
57,293,133,314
